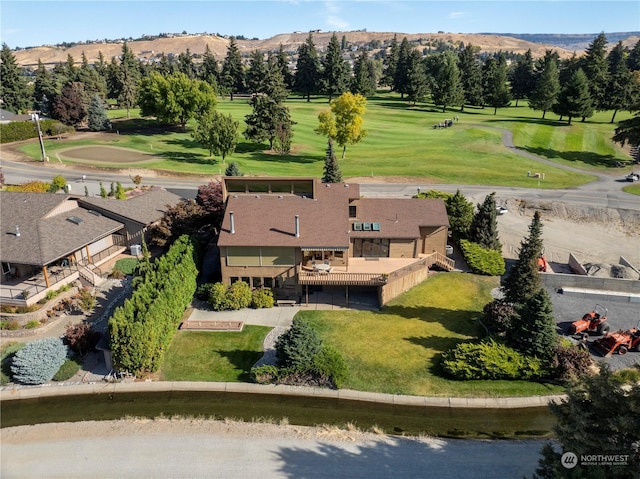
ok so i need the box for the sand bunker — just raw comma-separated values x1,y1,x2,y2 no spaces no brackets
60,145,155,164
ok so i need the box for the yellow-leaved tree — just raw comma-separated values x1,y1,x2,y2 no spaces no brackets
315,92,367,159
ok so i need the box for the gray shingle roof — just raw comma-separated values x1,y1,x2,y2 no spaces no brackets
1,192,123,266
78,188,182,225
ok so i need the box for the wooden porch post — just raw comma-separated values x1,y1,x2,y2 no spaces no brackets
42,266,50,288
85,245,92,263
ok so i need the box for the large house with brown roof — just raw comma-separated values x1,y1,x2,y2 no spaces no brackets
217,177,453,306
0,188,181,306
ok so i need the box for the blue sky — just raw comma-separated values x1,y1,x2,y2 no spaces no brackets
2,1,638,48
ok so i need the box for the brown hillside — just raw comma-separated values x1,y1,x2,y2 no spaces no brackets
14,31,577,68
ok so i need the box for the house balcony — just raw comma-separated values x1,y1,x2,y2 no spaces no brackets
297,257,428,286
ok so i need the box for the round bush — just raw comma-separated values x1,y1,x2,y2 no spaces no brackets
53,357,81,381
250,365,279,384
226,281,252,310
311,346,348,389
10,337,69,385
208,282,229,311
251,288,275,309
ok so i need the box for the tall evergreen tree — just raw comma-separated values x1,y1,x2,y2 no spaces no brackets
457,44,484,110
482,54,511,114
116,42,140,118
33,59,58,115
177,48,197,78
275,44,294,89
221,37,245,100
581,33,610,111
201,44,219,87
351,50,377,97
246,50,268,94
87,94,111,131
263,59,289,102
94,51,108,78
382,34,399,90
294,33,321,102
404,50,429,105
445,189,474,243
468,192,501,251
628,39,640,72
394,37,412,98
322,138,342,183
605,41,636,123
321,33,349,101
510,49,536,106
502,211,544,304
0,43,31,113
529,54,560,119
558,52,581,87
509,288,557,360
244,95,293,150
431,51,464,112
553,68,594,125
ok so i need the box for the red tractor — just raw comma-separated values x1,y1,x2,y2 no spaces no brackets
592,321,640,357
569,304,610,336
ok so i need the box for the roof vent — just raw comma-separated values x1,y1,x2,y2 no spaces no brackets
15,225,20,237
67,216,84,225
229,211,235,235
278,195,283,199
255,195,260,199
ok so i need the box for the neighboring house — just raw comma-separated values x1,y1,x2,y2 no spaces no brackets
217,177,453,306
0,108,34,124
0,188,182,306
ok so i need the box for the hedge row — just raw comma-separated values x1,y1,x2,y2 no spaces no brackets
203,281,275,311
459,240,505,276
0,120,73,143
108,235,199,375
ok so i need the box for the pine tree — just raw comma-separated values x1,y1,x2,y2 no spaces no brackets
351,50,376,97
177,48,196,78
225,162,241,176
116,42,140,118
382,35,399,90
99,182,108,198
294,33,321,102
468,193,501,251
509,49,536,106
482,54,511,114
201,44,219,88
458,44,484,110
628,39,640,71
246,50,268,94
0,43,31,113
33,59,58,115
244,95,293,150
221,37,245,100
509,288,557,360
431,51,464,112
321,33,349,101
529,54,560,119
605,41,636,123
405,50,429,105
445,189,474,243
87,94,111,131
394,37,412,98
553,68,594,125
581,33,610,111
503,211,544,304
275,44,294,89
322,138,342,183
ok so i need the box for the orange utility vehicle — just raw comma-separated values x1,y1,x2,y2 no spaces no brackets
592,321,640,357
569,304,610,336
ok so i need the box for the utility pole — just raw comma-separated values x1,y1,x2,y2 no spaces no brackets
30,112,48,162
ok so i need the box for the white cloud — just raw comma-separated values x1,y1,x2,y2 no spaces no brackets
448,11,466,19
327,15,350,30
324,0,340,14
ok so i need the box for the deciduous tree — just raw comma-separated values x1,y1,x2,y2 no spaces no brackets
52,82,87,126
316,92,367,159
192,109,238,163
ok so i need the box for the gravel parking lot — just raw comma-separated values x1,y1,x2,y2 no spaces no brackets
547,287,640,370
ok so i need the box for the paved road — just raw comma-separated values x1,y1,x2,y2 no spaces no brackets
1,421,549,479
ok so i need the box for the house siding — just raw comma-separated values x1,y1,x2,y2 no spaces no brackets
420,226,448,255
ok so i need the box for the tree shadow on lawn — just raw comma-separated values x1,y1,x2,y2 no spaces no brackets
521,146,619,167
110,118,186,136
217,349,264,382
485,117,570,127
380,305,478,337
155,150,216,166
244,149,324,165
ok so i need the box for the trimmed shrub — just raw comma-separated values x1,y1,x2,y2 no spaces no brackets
5,181,51,193
251,364,279,384
76,287,96,312
25,320,40,329
311,346,348,388
459,240,505,276
65,323,101,356
275,319,323,369
195,283,215,301
441,338,544,380
53,357,81,381
1,320,20,330
550,341,593,384
481,299,518,335
10,337,69,385
251,288,275,309
113,258,139,275
208,282,229,311
226,281,252,310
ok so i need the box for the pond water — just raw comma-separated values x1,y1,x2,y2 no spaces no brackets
0,391,555,439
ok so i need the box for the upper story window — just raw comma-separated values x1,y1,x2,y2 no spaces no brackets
348,205,357,218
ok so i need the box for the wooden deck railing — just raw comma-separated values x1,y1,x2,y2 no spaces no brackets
297,266,387,286
424,252,455,271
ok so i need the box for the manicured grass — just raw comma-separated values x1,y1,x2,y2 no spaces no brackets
159,326,271,382
1,342,24,385
623,182,640,195
19,93,633,188
113,258,139,275
299,273,564,398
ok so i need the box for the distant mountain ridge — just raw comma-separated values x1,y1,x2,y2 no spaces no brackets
12,31,640,68
487,32,640,52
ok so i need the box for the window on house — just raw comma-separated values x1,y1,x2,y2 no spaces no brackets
230,277,239,284
253,277,262,288
263,277,274,288
349,205,357,218
241,276,250,284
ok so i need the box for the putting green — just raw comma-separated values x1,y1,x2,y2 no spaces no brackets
58,145,157,165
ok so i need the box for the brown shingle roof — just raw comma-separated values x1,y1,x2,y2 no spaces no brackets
78,188,182,225
350,198,449,238
1,192,123,265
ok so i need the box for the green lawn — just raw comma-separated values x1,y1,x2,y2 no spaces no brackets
19,93,634,188
1,342,24,385
623,182,640,195
159,326,271,382
299,273,564,398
